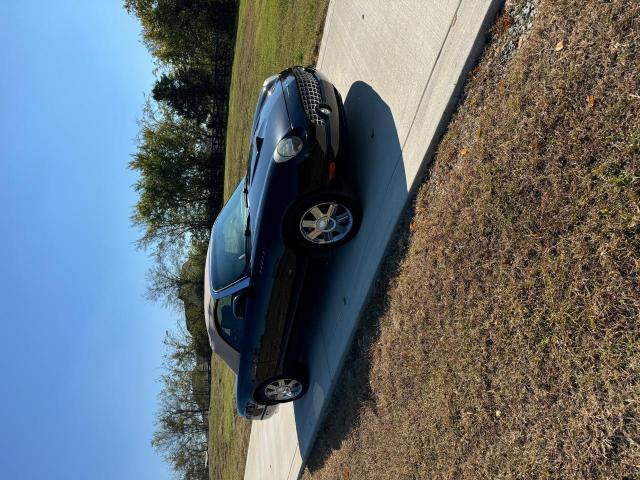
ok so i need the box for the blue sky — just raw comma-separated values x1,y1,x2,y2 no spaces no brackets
0,2,173,479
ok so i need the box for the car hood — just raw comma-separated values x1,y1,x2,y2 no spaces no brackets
247,78,292,233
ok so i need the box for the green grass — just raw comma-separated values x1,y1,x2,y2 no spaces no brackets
223,0,329,198
207,355,250,480
208,1,329,478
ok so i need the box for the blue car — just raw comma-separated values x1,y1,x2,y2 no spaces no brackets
204,67,361,419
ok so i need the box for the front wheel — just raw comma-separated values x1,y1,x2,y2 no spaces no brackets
284,190,362,254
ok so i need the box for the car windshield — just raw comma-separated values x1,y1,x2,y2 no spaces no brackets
215,295,243,350
211,182,248,290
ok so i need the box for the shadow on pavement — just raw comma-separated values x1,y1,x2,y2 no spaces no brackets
288,81,411,472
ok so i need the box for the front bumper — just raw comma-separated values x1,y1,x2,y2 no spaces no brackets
279,67,345,195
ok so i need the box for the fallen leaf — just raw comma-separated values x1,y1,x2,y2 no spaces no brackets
495,409,502,417
555,40,564,51
460,148,468,156
501,15,514,29
491,13,513,34
410,221,417,232
587,95,596,107
342,467,350,480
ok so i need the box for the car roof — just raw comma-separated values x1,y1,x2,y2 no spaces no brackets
204,237,240,374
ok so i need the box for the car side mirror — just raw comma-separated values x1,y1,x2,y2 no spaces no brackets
232,293,247,320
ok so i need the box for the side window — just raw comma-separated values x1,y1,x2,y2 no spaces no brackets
215,296,244,350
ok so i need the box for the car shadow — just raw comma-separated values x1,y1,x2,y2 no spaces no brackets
302,208,414,474
288,81,410,471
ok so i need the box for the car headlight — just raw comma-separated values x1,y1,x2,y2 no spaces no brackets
274,136,304,163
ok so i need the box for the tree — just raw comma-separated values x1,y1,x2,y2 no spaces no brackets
123,0,236,68
125,1,238,476
146,244,212,359
146,244,203,306
129,104,216,258
153,329,210,480
152,67,225,124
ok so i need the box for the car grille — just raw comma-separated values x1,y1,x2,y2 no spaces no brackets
293,68,325,125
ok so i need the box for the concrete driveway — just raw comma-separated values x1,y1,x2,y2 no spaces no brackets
244,1,502,478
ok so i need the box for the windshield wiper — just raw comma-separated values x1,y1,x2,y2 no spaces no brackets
242,178,252,269
243,209,251,267
251,136,264,180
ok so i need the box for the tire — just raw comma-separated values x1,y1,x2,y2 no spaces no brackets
284,189,362,254
334,86,348,132
335,86,351,164
255,375,307,405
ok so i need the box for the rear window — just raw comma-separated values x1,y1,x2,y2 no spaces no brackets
215,296,243,350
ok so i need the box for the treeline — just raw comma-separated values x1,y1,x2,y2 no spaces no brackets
153,328,212,478
125,1,237,479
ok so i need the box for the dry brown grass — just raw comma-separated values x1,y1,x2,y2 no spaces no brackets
305,0,640,478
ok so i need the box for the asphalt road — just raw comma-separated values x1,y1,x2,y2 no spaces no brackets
244,1,503,478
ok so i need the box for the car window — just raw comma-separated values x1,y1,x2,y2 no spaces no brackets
211,182,248,290
215,296,243,350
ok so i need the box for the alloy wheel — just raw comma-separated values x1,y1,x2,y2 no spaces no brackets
263,378,303,402
299,202,354,244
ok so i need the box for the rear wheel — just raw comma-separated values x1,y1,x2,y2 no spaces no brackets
256,376,306,404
